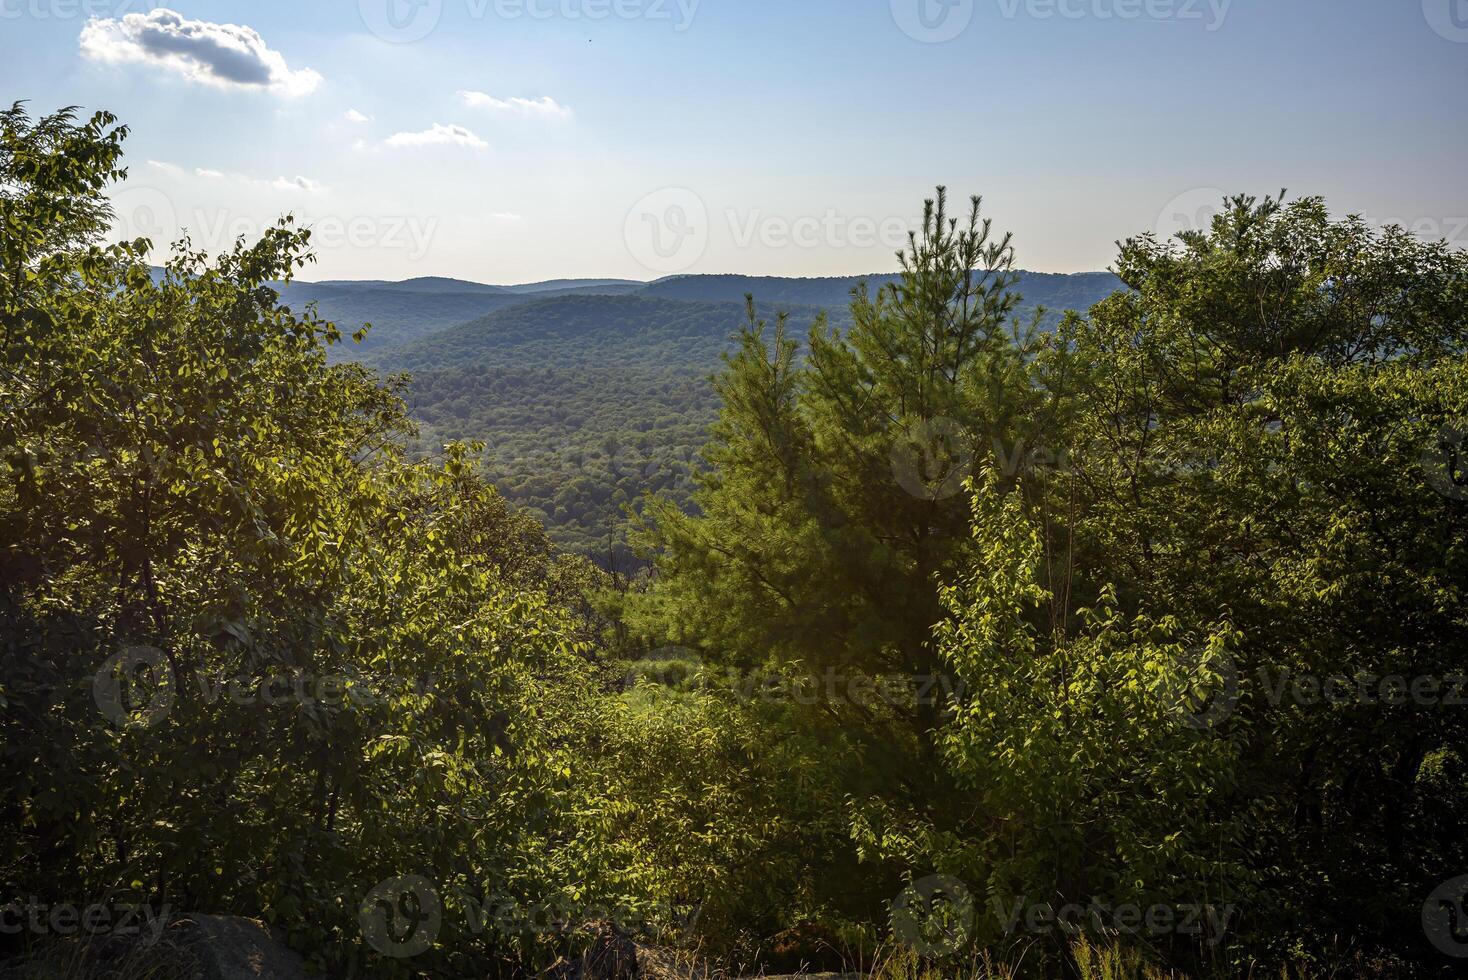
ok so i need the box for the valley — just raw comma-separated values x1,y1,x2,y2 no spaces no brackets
286,271,1124,563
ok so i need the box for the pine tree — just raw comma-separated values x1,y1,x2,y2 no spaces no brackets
624,190,1076,918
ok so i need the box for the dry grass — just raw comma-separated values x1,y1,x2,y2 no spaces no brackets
634,936,1406,980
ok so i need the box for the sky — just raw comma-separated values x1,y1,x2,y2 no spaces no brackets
2,0,1466,283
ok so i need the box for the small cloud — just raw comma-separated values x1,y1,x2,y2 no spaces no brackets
491,212,524,223
151,162,324,192
385,123,487,150
457,91,572,121
272,175,323,193
79,8,321,98
345,108,372,124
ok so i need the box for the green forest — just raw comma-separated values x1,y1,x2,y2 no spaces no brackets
280,271,1121,565
4,103,1468,980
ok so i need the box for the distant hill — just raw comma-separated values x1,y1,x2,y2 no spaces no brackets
271,282,525,358
642,273,896,306
362,271,1123,565
503,278,644,293
528,283,645,299
257,269,1123,362
371,294,830,564
371,293,830,374
641,270,1122,312
232,269,1125,564
315,276,512,295
271,277,650,357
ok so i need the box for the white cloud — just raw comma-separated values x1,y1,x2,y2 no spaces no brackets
384,123,488,150
272,175,323,193
491,212,524,223
456,91,572,121
345,109,372,124
79,8,321,98
147,161,323,192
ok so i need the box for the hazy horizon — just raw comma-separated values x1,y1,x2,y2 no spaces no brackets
270,266,1123,288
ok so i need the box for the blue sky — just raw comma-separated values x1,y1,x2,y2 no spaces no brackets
2,0,1466,282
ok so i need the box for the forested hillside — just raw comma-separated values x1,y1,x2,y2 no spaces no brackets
372,295,823,561
326,278,1121,561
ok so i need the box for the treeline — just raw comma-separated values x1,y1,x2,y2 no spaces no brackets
3,103,1468,979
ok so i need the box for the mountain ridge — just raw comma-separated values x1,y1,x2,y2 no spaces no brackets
275,269,1124,358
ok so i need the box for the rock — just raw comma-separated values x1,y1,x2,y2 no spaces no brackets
164,915,310,979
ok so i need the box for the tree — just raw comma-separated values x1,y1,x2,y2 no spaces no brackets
0,102,615,977
925,194,1468,968
624,189,1076,926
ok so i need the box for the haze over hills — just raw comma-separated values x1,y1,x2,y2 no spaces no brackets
271,269,1124,362
312,276,645,294
637,270,1124,309
284,270,1125,563
272,282,528,355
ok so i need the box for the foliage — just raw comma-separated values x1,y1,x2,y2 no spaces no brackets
569,681,859,956
1027,194,1468,965
624,189,1068,934
909,475,1245,948
0,102,619,977
626,188,1468,974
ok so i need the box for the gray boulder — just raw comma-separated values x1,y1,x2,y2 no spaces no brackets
0,913,311,980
